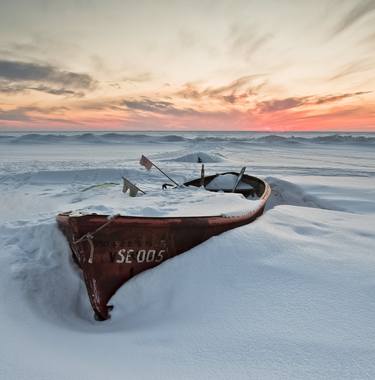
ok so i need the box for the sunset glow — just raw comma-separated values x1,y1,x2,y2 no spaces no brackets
0,0,374,131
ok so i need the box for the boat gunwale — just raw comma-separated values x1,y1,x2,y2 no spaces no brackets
57,173,271,224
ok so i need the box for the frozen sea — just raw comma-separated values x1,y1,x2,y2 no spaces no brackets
0,131,374,379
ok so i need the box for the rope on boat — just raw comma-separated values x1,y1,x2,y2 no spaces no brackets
72,214,120,264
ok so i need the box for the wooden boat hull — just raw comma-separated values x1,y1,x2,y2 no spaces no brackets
57,173,271,320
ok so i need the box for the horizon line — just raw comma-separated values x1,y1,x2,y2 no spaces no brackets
0,129,374,134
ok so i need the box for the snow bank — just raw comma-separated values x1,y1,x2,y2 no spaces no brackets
109,207,375,379
265,176,343,211
169,151,223,163
4,220,92,325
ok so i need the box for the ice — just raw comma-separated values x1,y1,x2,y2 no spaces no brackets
0,131,375,379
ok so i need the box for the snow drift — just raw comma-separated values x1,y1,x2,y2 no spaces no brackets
0,131,375,379
168,151,223,163
1,207,375,379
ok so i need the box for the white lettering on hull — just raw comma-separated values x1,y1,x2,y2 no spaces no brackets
115,249,165,264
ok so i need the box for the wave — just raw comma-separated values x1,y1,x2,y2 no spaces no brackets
1,132,375,145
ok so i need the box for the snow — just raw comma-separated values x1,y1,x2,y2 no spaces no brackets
205,173,253,190
0,131,375,379
169,151,223,163
69,186,261,217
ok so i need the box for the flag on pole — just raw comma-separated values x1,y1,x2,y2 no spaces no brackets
122,177,145,197
140,155,153,170
139,154,180,186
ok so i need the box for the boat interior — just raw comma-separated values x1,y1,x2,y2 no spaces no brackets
184,172,266,199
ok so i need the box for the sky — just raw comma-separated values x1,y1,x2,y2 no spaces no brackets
0,0,374,131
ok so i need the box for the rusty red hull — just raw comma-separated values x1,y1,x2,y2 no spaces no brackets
57,173,271,320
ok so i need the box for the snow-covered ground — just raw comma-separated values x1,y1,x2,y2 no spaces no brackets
0,132,374,379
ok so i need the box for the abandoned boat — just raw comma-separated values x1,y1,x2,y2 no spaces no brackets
57,171,271,320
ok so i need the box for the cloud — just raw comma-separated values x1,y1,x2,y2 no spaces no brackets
256,97,308,113
176,75,264,104
0,80,85,97
331,0,375,37
123,99,175,112
203,76,258,97
122,98,196,116
122,72,153,83
30,85,84,97
295,107,363,121
0,59,95,97
222,93,250,104
313,91,371,104
0,60,95,89
0,105,69,122
0,81,27,94
329,59,375,81
176,83,202,100
256,91,371,113
229,24,272,60
0,106,35,121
